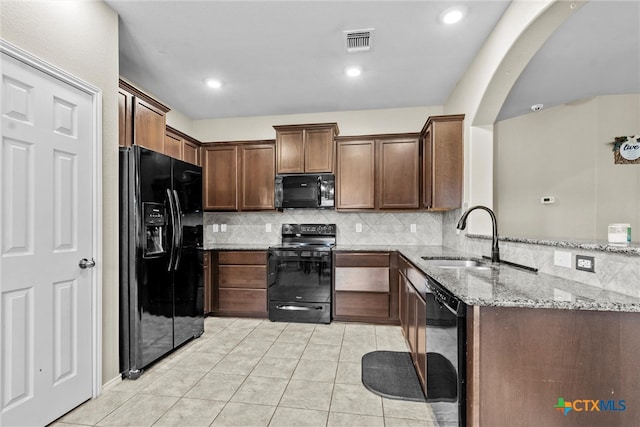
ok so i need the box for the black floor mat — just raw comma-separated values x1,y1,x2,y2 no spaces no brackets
361,351,426,402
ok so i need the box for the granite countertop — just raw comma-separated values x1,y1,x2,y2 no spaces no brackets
334,244,640,313
204,243,640,312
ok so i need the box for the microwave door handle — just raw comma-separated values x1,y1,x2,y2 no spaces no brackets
317,176,322,206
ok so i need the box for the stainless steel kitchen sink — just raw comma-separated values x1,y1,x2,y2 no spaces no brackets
421,258,492,270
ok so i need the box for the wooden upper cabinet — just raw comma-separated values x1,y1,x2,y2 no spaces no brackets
239,144,275,210
203,141,275,212
133,96,166,153
336,139,375,209
275,128,304,173
183,140,199,165
422,114,464,211
336,135,420,210
274,123,338,173
164,129,183,159
165,126,201,165
203,145,238,211
119,80,170,153
378,137,420,209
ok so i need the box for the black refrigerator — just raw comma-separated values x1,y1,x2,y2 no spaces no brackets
119,145,204,379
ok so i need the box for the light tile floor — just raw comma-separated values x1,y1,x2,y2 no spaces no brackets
52,317,439,427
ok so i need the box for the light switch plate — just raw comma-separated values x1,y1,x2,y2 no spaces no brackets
355,223,362,233
220,224,227,232
554,250,572,268
212,224,219,233
410,224,417,233
266,223,272,233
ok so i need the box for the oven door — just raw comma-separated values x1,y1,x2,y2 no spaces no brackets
267,248,332,323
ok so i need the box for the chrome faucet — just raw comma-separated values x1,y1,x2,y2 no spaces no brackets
456,205,500,263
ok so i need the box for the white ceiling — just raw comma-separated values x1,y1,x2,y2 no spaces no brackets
106,0,639,122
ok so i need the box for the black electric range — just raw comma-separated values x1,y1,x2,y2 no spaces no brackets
267,224,336,324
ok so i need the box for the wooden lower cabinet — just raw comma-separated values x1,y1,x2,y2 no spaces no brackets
333,252,396,323
467,307,640,427
203,251,212,314
398,256,427,390
210,250,268,317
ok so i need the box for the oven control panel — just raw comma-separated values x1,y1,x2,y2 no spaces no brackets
282,223,336,236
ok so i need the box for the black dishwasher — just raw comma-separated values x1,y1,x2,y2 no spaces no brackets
425,275,467,427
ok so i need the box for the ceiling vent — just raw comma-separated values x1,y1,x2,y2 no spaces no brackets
344,29,374,53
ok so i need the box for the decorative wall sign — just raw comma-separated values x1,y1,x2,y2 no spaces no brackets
611,135,640,164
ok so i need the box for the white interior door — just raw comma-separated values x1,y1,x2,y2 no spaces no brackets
1,51,94,426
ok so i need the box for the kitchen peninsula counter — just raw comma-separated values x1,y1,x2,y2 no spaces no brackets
334,244,640,313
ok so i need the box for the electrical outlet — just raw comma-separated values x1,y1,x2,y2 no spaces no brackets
410,224,417,233
220,224,227,232
576,255,595,272
553,250,571,268
355,223,362,233
265,223,272,233
212,224,219,233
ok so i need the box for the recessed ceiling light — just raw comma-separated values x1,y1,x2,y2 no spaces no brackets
205,78,222,89
345,66,362,77
440,6,466,25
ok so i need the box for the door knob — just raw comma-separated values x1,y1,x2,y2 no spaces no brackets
78,258,96,269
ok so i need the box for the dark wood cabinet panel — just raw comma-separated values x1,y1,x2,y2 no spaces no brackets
336,135,420,211
203,142,274,212
212,251,268,317
398,255,427,392
334,267,389,292
118,89,133,148
203,145,238,211
218,289,267,314
334,291,389,319
164,130,182,159
332,251,392,323
274,123,338,173
469,307,640,427
378,137,420,209
336,139,376,209
133,97,166,153
218,265,267,289
239,144,275,210
304,127,335,173
334,252,389,267
164,126,201,165
203,251,212,314
183,140,199,165
422,114,464,210
218,251,266,265
275,129,304,173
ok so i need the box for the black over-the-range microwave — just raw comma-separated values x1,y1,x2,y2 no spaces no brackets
274,174,335,209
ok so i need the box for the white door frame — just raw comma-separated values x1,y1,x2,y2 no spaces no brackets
0,39,103,398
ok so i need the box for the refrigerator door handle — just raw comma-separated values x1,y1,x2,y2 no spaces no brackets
166,188,178,271
172,189,183,269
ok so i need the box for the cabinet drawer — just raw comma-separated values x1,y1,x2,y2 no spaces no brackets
219,265,266,288
218,250,266,265
334,252,390,267
334,291,389,318
334,267,389,292
218,288,267,313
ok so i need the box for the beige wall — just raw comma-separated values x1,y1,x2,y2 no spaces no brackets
191,106,442,142
495,94,640,241
1,1,121,385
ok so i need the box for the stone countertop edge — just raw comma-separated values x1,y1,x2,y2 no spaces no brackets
204,243,640,312
466,233,640,256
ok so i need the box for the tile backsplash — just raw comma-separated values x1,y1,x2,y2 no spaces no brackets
204,210,443,246
443,209,640,298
